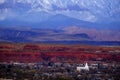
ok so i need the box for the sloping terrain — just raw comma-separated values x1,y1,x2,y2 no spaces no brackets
0,43,120,63
0,28,91,42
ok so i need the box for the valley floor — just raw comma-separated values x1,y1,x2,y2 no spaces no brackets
0,42,120,80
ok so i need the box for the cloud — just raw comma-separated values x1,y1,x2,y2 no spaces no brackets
0,0,5,4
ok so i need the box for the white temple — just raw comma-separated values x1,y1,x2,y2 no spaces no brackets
76,63,89,72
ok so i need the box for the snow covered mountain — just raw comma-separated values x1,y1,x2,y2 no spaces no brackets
0,0,120,41
0,0,120,23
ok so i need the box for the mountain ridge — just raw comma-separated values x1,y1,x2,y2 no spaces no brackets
0,14,119,30
0,28,91,42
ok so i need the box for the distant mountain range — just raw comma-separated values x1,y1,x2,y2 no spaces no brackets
0,27,120,46
1,0,120,23
0,13,120,30
0,0,120,30
0,0,120,43
0,28,91,42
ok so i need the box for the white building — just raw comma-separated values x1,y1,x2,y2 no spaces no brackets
77,63,89,72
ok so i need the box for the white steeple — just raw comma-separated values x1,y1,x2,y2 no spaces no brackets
76,62,89,72
84,62,89,71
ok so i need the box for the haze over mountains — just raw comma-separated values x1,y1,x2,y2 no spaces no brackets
0,0,120,42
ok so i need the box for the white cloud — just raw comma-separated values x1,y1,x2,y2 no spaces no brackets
0,0,5,4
